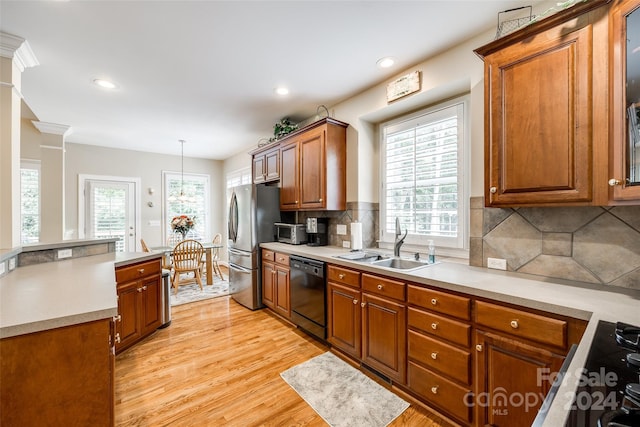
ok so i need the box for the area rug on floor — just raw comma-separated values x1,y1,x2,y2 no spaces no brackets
170,278,229,306
280,352,410,427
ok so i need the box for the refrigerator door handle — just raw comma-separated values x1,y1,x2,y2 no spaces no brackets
228,248,250,257
229,263,252,274
228,191,238,243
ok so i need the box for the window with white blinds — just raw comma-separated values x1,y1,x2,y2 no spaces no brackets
163,172,210,241
20,161,40,244
380,98,468,249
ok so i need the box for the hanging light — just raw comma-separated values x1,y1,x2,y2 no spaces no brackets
168,139,196,203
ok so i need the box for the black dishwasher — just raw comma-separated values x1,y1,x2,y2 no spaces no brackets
289,255,326,341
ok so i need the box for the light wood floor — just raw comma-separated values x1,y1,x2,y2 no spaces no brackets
115,295,453,426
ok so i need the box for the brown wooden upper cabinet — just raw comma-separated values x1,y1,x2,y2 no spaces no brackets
250,143,280,184
279,118,348,211
474,0,613,207
611,0,640,202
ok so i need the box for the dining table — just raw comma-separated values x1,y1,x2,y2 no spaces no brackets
150,241,223,285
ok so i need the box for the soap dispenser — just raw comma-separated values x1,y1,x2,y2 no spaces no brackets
427,240,435,264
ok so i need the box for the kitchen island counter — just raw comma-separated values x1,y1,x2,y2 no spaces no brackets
0,252,162,339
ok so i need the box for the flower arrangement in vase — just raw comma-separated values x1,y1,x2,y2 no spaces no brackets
171,215,195,239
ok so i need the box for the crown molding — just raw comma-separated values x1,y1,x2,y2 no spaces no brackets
0,32,39,72
31,121,73,137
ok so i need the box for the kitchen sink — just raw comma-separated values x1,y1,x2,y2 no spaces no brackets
371,258,432,271
334,251,389,263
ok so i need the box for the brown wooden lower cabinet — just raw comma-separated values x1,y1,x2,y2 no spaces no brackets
327,280,361,359
474,330,565,427
0,318,115,426
115,259,162,354
262,259,276,309
261,250,290,318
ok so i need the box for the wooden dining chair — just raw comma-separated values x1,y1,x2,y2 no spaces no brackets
140,238,151,252
210,233,224,281
171,239,204,294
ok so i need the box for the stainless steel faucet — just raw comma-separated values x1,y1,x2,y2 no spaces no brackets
393,217,407,257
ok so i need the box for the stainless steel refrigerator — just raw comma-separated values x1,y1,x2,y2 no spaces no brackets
227,183,280,309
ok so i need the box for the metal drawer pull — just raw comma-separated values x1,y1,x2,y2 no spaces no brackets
361,302,366,308
115,333,121,344
431,352,438,360
377,284,383,290
137,287,143,293
138,268,145,274
476,344,483,352
431,298,437,306
431,322,438,330
353,299,358,305
431,386,439,394
338,273,345,279
142,286,147,291
510,320,519,329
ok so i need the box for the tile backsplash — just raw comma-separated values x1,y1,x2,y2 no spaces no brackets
469,197,640,290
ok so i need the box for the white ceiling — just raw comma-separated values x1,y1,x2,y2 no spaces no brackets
1,0,541,160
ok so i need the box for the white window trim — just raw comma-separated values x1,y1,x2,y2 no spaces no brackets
162,170,211,243
378,95,470,258
77,174,142,249
226,166,252,188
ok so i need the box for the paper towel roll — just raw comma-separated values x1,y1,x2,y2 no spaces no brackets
351,222,363,250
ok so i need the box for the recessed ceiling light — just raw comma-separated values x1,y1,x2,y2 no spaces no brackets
376,57,395,68
93,78,118,89
275,87,289,96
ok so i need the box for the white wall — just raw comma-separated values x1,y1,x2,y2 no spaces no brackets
64,143,225,249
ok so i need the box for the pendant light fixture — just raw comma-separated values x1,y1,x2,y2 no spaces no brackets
168,139,195,203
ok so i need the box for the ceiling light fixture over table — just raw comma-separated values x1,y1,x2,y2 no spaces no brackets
168,139,196,204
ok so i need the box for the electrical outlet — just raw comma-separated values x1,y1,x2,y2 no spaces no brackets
342,240,351,248
58,249,73,259
337,224,347,235
8,258,16,270
487,257,507,270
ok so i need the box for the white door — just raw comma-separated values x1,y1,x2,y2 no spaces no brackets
84,179,136,252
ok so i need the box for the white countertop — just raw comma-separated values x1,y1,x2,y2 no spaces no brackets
261,243,640,427
0,252,162,339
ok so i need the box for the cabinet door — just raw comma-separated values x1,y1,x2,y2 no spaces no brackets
299,126,326,210
274,265,290,318
610,0,640,201
141,275,162,334
262,261,276,309
485,23,593,206
327,282,361,359
475,330,564,427
280,141,300,210
265,147,280,181
252,154,266,183
116,280,141,352
362,293,406,384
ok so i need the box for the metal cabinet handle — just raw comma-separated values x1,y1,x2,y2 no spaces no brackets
431,322,438,330
609,178,622,186
476,344,483,352
113,315,122,323
137,287,143,293
115,333,121,344
490,186,497,194
142,285,147,291
510,320,519,329
431,386,439,394
431,352,438,360
318,198,323,202
361,302,366,308
377,284,383,290
431,298,437,306
338,273,345,279
353,299,358,305
138,268,145,274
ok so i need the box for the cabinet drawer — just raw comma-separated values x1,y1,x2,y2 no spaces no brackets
116,259,161,284
475,301,567,348
262,250,275,262
274,252,290,266
362,274,405,301
408,362,472,423
407,285,470,320
327,265,360,288
408,307,471,348
408,330,471,385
